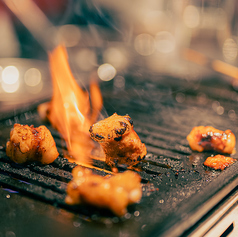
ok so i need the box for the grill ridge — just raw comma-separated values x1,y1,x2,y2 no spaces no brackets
0,74,238,237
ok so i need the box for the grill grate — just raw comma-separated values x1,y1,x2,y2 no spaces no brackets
0,73,238,236
0,108,233,211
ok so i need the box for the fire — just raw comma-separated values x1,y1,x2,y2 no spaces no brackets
46,45,103,164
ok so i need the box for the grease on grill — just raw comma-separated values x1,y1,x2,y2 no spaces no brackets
157,169,201,189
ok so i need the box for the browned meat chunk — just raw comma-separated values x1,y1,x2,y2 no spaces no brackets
204,155,235,170
187,126,236,154
89,113,147,170
65,166,142,216
6,123,59,164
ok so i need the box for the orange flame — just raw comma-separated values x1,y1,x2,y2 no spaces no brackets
47,45,102,164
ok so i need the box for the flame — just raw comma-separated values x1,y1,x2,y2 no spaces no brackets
47,45,103,164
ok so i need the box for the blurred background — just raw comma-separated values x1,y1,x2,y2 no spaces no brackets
0,0,238,113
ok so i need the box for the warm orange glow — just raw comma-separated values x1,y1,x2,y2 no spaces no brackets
182,48,208,66
212,60,238,79
47,45,103,164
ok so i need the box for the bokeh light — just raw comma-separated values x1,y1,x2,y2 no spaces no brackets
223,38,238,62
97,63,116,81
216,106,224,115
57,24,81,47
1,66,20,93
2,79,20,93
183,5,200,29
155,31,175,53
24,68,41,87
24,67,43,94
2,66,19,85
228,110,236,120
176,93,185,103
75,48,97,71
134,34,155,56
103,47,128,70
113,76,125,90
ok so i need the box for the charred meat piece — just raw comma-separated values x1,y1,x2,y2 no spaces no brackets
89,113,147,170
6,124,59,164
204,155,236,170
65,166,142,216
187,126,236,154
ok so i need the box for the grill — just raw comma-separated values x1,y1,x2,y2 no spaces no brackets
0,71,238,237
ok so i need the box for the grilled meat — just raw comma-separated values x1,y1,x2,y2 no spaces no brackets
204,154,236,170
6,123,59,164
89,113,147,170
187,126,236,154
65,166,142,216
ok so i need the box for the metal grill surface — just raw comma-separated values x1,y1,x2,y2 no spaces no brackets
0,73,238,237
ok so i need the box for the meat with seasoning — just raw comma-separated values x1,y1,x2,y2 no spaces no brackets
204,155,235,170
187,126,236,154
65,166,142,216
89,113,147,170
6,123,59,164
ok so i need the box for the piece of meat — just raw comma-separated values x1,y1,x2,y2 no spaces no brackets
37,102,50,121
204,155,235,170
187,126,236,154
65,166,142,216
6,123,59,164
89,113,147,170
